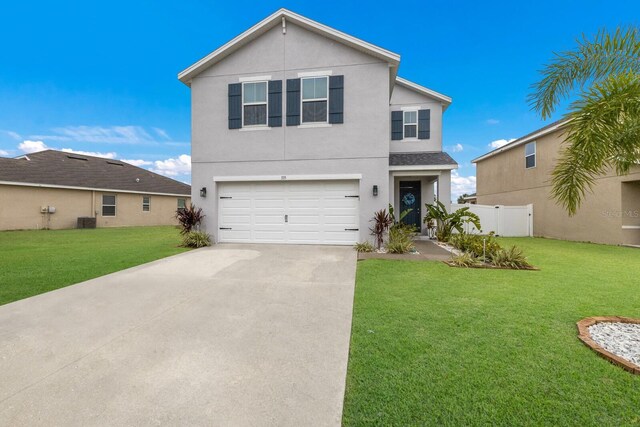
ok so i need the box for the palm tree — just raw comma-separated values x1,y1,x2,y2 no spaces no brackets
528,27,640,215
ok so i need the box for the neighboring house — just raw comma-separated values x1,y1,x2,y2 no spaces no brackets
473,120,640,246
0,150,191,230
179,8,457,245
459,193,477,204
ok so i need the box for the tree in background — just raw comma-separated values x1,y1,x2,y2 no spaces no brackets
529,27,640,215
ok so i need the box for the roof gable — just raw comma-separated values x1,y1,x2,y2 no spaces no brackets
394,77,452,111
178,8,400,86
0,150,191,195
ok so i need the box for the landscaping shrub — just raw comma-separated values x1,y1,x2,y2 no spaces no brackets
176,205,205,235
449,232,501,259
491,245,533,269
386,223,416,254
354,241,374,253
449,252,482,268
423,201,481,242
181,231,211,248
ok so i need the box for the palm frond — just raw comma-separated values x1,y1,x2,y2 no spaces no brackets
529,26,640,119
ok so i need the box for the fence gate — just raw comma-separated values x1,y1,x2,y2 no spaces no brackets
451,203,533,237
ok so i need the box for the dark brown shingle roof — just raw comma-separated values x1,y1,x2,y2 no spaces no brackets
389,151,458,166
0,150,190,195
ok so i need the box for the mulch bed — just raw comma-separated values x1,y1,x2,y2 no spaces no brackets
441,260,539,271
577,316,640,375
357,240,451,262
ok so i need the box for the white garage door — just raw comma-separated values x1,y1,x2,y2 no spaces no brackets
218,180,359,245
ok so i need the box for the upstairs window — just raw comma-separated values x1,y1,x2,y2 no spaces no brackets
102,195,116,217
301,76,328,123
403,111,418,138
525,141,536,169
242,81,267,126
142,196,150,212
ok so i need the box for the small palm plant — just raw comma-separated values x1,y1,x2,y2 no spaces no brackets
423,201,481,242
369,209,393,249
175,204,205,235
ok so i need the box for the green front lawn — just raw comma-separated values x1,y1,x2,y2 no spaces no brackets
0,226,189,306
343,238,640,426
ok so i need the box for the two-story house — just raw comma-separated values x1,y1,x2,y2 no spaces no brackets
179,9,457,245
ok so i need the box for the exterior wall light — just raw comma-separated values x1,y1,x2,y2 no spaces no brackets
372,185,378,197
200,187,207,198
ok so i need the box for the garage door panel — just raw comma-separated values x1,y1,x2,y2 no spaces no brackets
218,180,359,245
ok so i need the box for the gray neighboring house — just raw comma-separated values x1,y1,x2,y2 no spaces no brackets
179,8,457,245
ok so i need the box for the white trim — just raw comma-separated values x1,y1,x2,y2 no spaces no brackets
301,76,329,124
622,225,640,230
297,123,332,129
297,70,333,77
401,105,421,111
473,119,570,163
0,180,190,197
239,75,272,82
178,9,400,85
213,174,362,182
395,77,452,106
239,126,272,132
389,164,458,171
391,170,441,177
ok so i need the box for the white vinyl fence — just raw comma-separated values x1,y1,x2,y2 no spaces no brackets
451,203,533,237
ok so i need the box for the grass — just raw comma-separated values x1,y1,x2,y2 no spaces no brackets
0,226,189,306
343,238,640,426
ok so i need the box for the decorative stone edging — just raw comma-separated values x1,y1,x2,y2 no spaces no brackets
577,316,640,375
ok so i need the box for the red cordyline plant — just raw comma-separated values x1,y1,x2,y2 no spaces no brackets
175,205,205,234
369,209,393,249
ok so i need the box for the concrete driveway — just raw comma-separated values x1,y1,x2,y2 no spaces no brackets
0,244,357,426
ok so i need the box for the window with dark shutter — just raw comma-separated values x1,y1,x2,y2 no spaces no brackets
286,78,301,126
391,111,403,140
268,80,282,127
242,81,268,126
418,109,431,139
228,83,242,129
328,75,344,124
301,77,329,123
403,111,418,138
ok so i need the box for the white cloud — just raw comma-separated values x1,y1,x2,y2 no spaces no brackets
488,138,516,149
121,158,153,167
46,125,156,145
153,127,171,140
18,140,48,153
486,119,500,125
451,143,463,153
450,170,476,200
60,148,117,159
1,130,22,141
150,154,191,177
0,149,9,156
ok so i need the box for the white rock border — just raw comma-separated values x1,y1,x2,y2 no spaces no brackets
577,317,640,375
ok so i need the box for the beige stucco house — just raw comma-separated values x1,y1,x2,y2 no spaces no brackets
473,120,640,246
0,150,191,230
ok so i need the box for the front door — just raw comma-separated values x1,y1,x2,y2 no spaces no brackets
399,181,421,230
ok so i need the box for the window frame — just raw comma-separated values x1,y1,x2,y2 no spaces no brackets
142,195,150,212
525,141,536,169
102,194,117,217
177,198,186,211
403,110,418,140
301,76,329,124
241,81,268,128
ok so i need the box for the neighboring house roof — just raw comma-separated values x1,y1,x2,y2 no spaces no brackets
395,77,452,111
389,152,458,169
0,150,191,196
178,8,401,87
472,119,569,163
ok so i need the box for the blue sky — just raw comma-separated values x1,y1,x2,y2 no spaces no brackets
1,0,638,197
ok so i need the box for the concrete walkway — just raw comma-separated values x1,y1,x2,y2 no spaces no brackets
0,244,357,426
